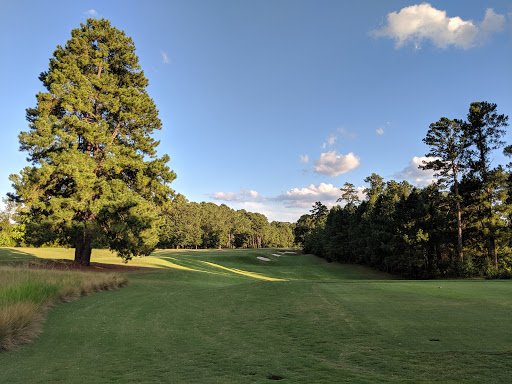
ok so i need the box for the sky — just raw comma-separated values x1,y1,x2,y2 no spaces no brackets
1,0,511,222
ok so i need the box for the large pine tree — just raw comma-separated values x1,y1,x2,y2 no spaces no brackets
9,18,176,265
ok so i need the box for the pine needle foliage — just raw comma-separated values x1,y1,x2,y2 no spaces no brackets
9,19,176,265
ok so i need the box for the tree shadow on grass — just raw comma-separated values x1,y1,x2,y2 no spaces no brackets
0,248,38,263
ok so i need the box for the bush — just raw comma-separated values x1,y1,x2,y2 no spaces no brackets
485,269,512,280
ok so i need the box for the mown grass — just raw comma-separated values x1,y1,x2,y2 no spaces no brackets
0,260,128,352
0,247,511,383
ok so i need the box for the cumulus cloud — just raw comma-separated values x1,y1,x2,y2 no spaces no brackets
241,188,259,199
211,188,260,203
211,191,241,202
395,156,437,184
299,154,309,163
275,183,343,208
372,3,506,49
313,151,360,177
274,182,365,209
161,51,170,64
376,128,385,135
327,134,337,146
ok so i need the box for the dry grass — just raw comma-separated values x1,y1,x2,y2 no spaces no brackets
0,264,128,352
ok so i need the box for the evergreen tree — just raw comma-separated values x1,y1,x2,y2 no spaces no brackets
310,201,328,225
9,19,175,265
420,117,465,261
459,102,509,269
337,182,360,205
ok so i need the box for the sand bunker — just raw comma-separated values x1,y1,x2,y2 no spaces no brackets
283,251,296,254
271,253,282,257
257,256,271,261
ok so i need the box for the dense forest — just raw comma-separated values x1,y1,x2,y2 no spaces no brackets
158,194,295,249
0,195,295,251
296,102,511,279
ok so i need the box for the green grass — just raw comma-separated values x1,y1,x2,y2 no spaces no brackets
0,247,511,383
0,252,129,351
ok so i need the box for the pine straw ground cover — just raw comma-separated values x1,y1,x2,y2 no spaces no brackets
0,260,128,351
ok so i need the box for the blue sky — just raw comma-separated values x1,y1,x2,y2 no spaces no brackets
1,1,511,222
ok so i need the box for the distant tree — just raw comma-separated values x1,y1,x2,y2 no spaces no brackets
420,117,465,261
459,102,509,269
460,102,508,181
363,173,385,206
310,201,328,225
337,182,360,205
0,199,24,247
294,214,314,247
159,194,202,249
9,19,175,265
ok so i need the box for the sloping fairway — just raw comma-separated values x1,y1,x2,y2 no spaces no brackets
0,248,511,383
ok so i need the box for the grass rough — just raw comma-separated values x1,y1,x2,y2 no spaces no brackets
0,262,128,352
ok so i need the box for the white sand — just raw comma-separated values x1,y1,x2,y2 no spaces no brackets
271,253,282,257
283,251,296,254
257,256,271,261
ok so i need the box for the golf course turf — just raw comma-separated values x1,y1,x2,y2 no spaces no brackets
0,247,511,383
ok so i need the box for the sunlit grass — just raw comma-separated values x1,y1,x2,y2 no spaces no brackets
0,263,128,352
1,247,511,382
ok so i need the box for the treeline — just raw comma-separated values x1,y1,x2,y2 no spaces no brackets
0,195,296,250
296,102,511,279
158,194,295,249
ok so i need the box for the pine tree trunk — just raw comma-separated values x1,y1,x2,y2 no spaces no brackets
456,200,463,262
74,232,92,266
492,237,498,271
453,173,463,263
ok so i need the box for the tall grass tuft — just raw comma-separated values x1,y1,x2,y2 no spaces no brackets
0,264,128,352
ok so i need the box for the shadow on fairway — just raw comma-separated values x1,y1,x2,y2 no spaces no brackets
0,247,38,263
155,256,286,281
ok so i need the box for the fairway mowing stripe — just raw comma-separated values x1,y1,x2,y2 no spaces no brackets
150,257,230,276
166,257,234,277
199,261,288,281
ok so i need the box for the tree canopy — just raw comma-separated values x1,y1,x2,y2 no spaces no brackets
299,102,511,279
9,18,176,265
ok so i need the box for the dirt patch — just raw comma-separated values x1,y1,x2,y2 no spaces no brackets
25,259,147,273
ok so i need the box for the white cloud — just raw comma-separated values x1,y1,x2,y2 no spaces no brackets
161,51,170,64
372,3,506,49
376,128,385,135
211,188,261,203
211,191,241,202
313,151,360,177
276,183,343,208
274,182,365,209
327,134,337,146
210,183,370,222
479,9,507,44
394,156,437,184
299,154,309,163
84,9,98,17
241,188,259,199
